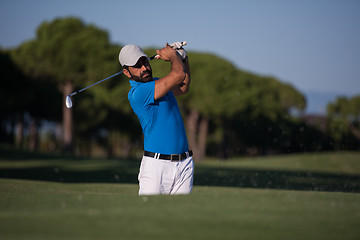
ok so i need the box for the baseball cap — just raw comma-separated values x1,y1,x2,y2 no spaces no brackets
119,44,148,67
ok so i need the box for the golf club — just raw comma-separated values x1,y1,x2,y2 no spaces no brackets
65,71,123,108
65,41,187,108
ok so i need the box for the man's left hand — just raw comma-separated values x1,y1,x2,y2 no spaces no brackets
169,41,187,61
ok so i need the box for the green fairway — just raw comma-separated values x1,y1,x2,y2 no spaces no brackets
205,151,360,174
1,150,360,239
0,179,359,240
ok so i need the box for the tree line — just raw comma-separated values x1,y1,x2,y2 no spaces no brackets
1,17,359,159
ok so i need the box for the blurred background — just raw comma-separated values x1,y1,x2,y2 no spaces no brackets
1,0,359,160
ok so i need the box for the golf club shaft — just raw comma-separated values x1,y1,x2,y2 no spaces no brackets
69,71,123,97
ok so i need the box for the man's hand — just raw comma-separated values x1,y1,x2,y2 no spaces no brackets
156,44,179,62
169,41,187,60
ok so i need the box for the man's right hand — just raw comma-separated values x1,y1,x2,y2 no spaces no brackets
156,44,179,62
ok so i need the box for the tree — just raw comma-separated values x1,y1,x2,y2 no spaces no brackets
327,95,360,149
11,17,117,153
1,48,61,150
0,49,29,146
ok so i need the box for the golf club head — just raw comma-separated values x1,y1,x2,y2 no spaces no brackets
65,95,73,108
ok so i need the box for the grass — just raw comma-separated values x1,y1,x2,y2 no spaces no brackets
216,151,360,174
1,179,360,240
0,149,360,239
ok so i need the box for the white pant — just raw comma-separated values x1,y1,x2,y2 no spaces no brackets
138,155,194,195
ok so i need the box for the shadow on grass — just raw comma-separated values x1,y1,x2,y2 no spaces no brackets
1,148,360,193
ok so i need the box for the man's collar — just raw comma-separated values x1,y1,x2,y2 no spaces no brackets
129,77,158,86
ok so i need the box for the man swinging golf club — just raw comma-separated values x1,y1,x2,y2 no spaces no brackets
119,42,194,195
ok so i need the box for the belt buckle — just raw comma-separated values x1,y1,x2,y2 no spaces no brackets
170,154,181,162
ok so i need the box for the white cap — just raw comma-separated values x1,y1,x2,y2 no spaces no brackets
119,44,148,67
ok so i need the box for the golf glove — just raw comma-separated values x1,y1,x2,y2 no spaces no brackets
170,41,187,61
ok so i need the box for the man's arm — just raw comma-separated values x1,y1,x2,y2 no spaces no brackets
171,58,190,96
154,45,186,100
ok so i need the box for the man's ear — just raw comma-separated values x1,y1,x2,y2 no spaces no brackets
123,68,131,78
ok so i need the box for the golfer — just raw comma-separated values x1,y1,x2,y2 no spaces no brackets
119,42,194,195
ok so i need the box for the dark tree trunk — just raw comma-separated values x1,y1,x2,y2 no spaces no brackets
63,81,73,153
15,112,24,148
28,117,38,151
198,116,209,160
186,109,209,160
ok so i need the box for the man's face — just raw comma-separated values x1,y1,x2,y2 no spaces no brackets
127,57,153,83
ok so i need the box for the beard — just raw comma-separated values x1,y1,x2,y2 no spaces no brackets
130,69,153,83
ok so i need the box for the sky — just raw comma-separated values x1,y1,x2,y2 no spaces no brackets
1,0,359,113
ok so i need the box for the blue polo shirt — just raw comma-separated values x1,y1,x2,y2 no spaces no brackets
128,79,189,155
